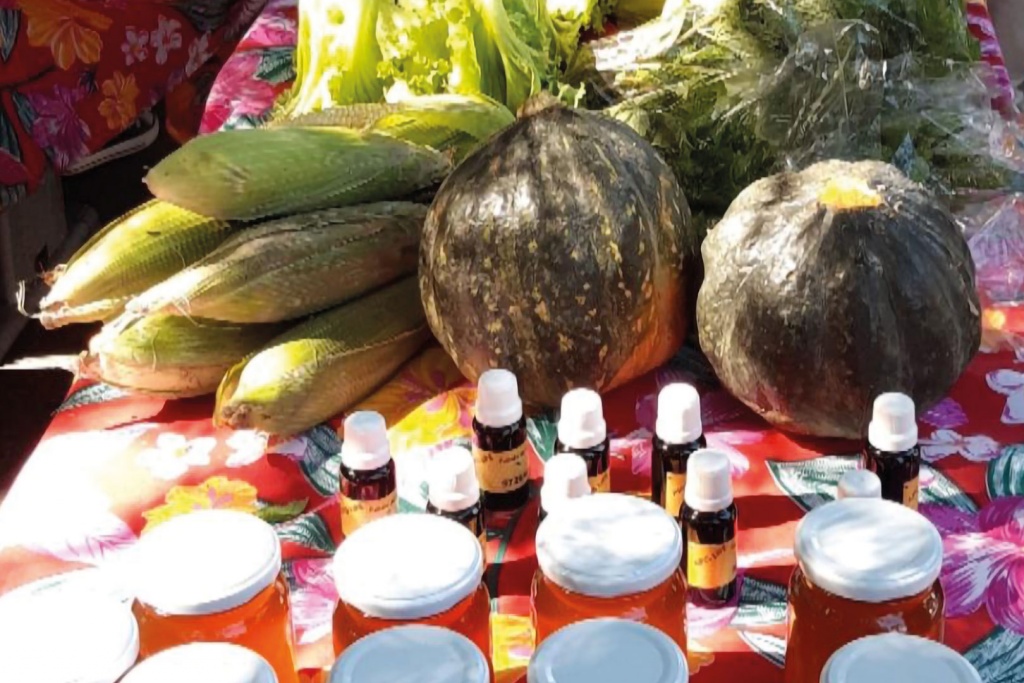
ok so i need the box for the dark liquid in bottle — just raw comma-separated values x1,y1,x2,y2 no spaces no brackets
472,416,530,512
651,434,707,518
682,502,738,606
339,459,397,537
554,437,610,493
863,443,921,510
426,499,488,556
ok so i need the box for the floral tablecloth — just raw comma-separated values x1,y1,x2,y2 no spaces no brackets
0,223,1022,682
0,0,267,207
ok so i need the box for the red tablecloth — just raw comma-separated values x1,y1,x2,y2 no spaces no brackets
0,282,1022,682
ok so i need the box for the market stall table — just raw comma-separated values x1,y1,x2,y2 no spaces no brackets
0,300,1022,681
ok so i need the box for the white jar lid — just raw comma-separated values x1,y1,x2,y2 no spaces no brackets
0,581,139,683
333,514,484,619
527,618,688,683
122,642,278,683
794,499,942,603
130,509,282,615
536,494,682,598
329,625,489,683
821,634,981,683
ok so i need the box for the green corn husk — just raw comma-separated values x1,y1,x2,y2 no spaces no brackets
144,128,451,221
3,313,283,398
126,202,427,323
215,276,429,436
35,200,236,329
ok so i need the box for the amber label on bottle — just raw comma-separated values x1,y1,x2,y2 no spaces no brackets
904,476,920,510
665,472,686,517
340,490,397,537
687,538,737,589
473,443,529,493
590,468,610,493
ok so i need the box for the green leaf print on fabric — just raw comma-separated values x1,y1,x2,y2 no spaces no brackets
527,411,558,463
55,383,130,413
398,482,429,513
256,498,309,524
964,627,1024,683
987,444,1024,498
298,425,342,497
254,47,296,85
738,631,786,668
0,10,19,62
732,576,788,628
767,455,977,513
275,511,337,555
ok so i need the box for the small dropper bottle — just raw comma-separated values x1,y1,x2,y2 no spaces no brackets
339,411,397,537
681,449,738,606
652,383,707,519
863,393,921,510
538,453,592,524
554,389,610,493
472,369,529,512
837,469,883,500
426,446,487,555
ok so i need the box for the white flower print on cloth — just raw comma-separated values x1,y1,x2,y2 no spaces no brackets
225,430,268,468
136,433,216,481
920,429,1001,463
987,369,1024,424
0,425,154,565
121,27,149,66
151,15,182,65
186,33,212,77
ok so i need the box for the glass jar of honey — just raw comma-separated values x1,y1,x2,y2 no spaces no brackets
329,625,490,683
129,510,298,683
528,618,688,683
821,633,981,683
0,582,139,682
331,514,491,664
122,642,278,682
532,493,686,651
785,499,944,683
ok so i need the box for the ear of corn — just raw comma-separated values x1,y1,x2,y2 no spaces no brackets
215,276,429,435
264,103,403,130
82,313,285,398
126,202,426,323
36,200,236,329
144,128,451,221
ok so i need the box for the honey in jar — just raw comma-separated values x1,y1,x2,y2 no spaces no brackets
122,642,278,682
821,633,981,683
329,625,490,683
0,580,139,683
527,618,688,683
785,498,944,683
331,514,491,665
532,493,686,652
554,389,611,493
130,509,298,683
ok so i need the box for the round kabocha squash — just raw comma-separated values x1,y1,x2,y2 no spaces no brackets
420,98,699,407
696,159,981,439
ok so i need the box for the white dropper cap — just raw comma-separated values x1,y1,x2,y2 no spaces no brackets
868,393,918,452
684,449,733,512
341,411,391,470
838,469,883,500
557,389,607,450
476,369,524,428
655,383,702,444
428,446,481,513
541,453,591,515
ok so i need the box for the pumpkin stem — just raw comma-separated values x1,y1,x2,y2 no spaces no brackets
818,178,884,212
517,92,563,118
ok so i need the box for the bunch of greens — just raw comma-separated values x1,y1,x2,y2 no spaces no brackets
570,0,1004,213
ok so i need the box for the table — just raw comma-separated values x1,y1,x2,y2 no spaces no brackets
0,289,1022,682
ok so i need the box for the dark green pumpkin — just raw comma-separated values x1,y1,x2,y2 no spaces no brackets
420,100,699,407
696,159,981,439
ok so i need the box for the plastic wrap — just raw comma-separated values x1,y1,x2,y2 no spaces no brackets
566,0,1012,213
